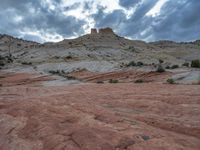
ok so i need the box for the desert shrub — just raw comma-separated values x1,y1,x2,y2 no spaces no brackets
191,60,200,68
128,46,136,52
156,65,165,73
141,135,150,141
65,55,73,59
182,62,189,67
136,61,144,66
159,59,164,64
49,70,59,74
96,81,104,84
21,62,32,65
49,70,65,75
54,56,60,59
165,66,170,69
134,79,144,83
66,75,76,80
0,56,4,60
0,60,5,66
127,61,136,67
167,78,175,84
171,65,179,69
109,79,119,83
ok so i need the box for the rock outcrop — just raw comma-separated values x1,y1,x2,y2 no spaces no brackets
90,27,115,35
91,28,98,34
99,27,114,34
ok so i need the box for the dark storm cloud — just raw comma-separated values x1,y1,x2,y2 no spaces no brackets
92,0,200,41
151,0,200,41
92,5,126,29
0,0,86,42
0,0,200,42
95,9,126,28
92,0,158,39
130,0,158,21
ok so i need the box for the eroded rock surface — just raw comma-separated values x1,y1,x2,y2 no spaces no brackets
0,73,200,150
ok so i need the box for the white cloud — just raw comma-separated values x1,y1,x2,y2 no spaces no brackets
146,0,169,17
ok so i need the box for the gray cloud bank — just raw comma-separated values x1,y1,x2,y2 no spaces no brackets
0,0,199,42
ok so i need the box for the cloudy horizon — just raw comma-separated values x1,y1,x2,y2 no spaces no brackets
0,0,200,43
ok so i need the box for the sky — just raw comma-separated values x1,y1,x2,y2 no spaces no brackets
0,0,200,43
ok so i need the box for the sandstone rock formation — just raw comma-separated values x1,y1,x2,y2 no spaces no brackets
91,28,98,34
0,72,200,150
90,27,115,35
99,27,114,34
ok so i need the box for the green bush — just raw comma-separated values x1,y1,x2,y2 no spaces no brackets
109,79,119,83
159,59,164,64
96,81,104,84
191,60,200,68
171,65,179,69
165,66,170,69
49,70,65,75
167,78,175,84
65,55,73,59
0,60,5,66
49,70,59,74
134,79,144,83
182,62,189,67
21,62,32,65
136,61,144,66
156,65,165,73
66,75,76,80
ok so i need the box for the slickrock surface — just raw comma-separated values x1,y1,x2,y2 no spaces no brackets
67,69,174,83
1,30,200,149
0,73,200,150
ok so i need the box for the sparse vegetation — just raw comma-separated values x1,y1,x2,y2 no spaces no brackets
167,78,175,84
156,65,165,73
171,65,179,69
49,70,65,75
54,56,60,59
141,135,150,141
128,46,136,52
48,70,79,80
159,59,164,64
21,62,32,65
134,79,144,83
0,60,5,66
0,55,13,66
49,70,60,74
17,43,22,47
191,60,200,68
96,81,104,84
182,62,189,67
66,75,77,80
165,66,170,69
136,61,144,66
109,79,119,83
65,55,73,59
